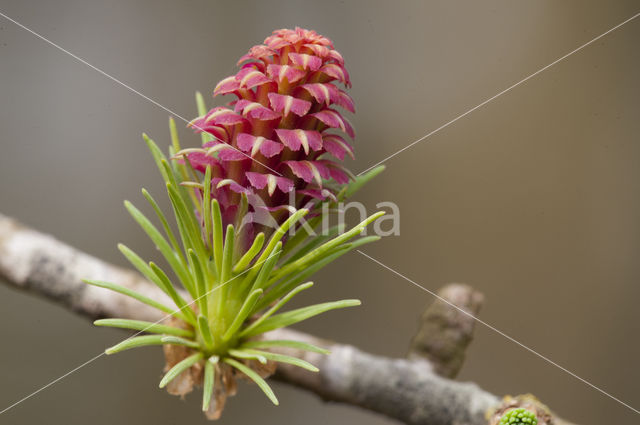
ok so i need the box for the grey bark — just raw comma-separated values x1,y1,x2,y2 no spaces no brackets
0,213,577,425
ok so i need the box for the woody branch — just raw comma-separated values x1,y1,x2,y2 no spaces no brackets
0,213,577,425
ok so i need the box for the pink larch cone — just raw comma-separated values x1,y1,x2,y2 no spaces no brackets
185,27,356,246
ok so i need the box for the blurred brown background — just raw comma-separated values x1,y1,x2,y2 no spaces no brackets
1,1,638,424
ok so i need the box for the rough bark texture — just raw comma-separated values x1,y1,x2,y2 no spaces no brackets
0,214,171,322
0,213,578,425
269,328,497,424
408,283,484,378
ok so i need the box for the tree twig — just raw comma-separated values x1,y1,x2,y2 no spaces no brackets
0,213,578,425
408,283,483,378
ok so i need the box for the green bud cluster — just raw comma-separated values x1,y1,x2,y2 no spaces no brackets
499,408,538,425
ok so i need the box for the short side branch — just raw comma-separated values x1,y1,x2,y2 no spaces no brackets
408,283,484,378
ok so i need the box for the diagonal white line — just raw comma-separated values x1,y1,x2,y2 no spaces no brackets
0,10,283,177
358,11,640,176
357,249,640,415
0,250,282,415
0,352,105,416
2,4,638,417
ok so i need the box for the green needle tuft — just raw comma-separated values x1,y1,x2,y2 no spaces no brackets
87,31,387,415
